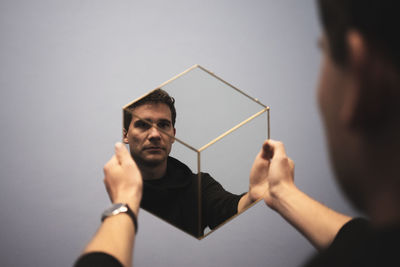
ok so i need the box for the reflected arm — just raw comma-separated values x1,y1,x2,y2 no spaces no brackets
237,193,255,213
202,173,245,230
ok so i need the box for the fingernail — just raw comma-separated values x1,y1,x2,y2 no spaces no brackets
115,142,123,149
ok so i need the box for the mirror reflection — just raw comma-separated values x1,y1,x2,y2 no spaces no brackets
123,65,269,239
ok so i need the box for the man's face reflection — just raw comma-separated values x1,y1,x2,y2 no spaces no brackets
124,103,176,168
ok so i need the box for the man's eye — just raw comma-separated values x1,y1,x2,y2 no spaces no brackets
134,121,150,129
158,122,171,130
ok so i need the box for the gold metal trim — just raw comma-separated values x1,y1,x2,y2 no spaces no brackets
199,198,262,240
198,107,269,152
267,106,270,139
157,64,199,89
121,64,271,240
197,151,202,238
122,64,199,110
197,65,267,108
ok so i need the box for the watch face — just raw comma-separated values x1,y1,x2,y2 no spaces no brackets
114,205,128,214
102,203,127,220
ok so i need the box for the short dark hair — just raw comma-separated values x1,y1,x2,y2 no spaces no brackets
317,0,399,70
123,89,176,131
317,0,400,135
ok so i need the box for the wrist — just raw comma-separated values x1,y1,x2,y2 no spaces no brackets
268,182,299,211
102,203,138,233
113,192,142,215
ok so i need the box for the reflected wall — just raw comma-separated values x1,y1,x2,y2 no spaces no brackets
123,65,269,238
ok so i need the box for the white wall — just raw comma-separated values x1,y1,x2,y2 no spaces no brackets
0,1,358,266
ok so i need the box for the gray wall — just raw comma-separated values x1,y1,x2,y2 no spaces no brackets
0,1,358,266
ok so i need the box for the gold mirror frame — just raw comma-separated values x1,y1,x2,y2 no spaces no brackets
123,65,270,239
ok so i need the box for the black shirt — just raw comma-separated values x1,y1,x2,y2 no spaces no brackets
141,156,244,237
74,252,122,267
305,218,400,267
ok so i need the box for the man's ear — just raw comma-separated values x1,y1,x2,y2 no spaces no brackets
344,30,397,132
340,31,367,130
172,127,176,143
123,128,129,144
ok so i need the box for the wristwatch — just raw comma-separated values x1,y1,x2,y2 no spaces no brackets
101,203,138,233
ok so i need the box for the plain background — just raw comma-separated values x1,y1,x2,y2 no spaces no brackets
0,1,359,266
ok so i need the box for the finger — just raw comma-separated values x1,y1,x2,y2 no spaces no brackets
289,158,295,180
114,142,132,165
103,177,113,203
261,140,274,159
103,155,118,175
263,140,288,159
289,158,295,169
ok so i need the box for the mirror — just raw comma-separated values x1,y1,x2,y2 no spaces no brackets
123,65,269,239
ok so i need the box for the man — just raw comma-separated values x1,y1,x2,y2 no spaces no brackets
250,0,400,266
122,89,257,237
77,0,400,265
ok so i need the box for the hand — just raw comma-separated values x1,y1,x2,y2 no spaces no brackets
248,140,295,209
103,142,143,214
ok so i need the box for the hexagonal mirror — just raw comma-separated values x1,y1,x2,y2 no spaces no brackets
122,65,269,239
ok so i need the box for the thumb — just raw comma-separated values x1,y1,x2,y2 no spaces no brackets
114,142,131,165
261,140,274,160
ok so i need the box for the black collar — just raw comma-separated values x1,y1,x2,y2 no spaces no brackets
144,156,194,190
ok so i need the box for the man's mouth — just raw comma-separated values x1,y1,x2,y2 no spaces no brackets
143,146,164,152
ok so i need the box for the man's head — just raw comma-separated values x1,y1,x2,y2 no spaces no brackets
316,0,400,211
124,89,176,132
317,0,400,129
123,89,176,169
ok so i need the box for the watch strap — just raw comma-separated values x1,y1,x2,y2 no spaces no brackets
101,203,138,233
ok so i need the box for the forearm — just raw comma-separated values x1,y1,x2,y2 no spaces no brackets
270,184,352,250
237,192,256,213
82,213,136,267
78,143,142,267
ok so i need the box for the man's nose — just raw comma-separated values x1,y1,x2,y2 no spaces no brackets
148,126,162,139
